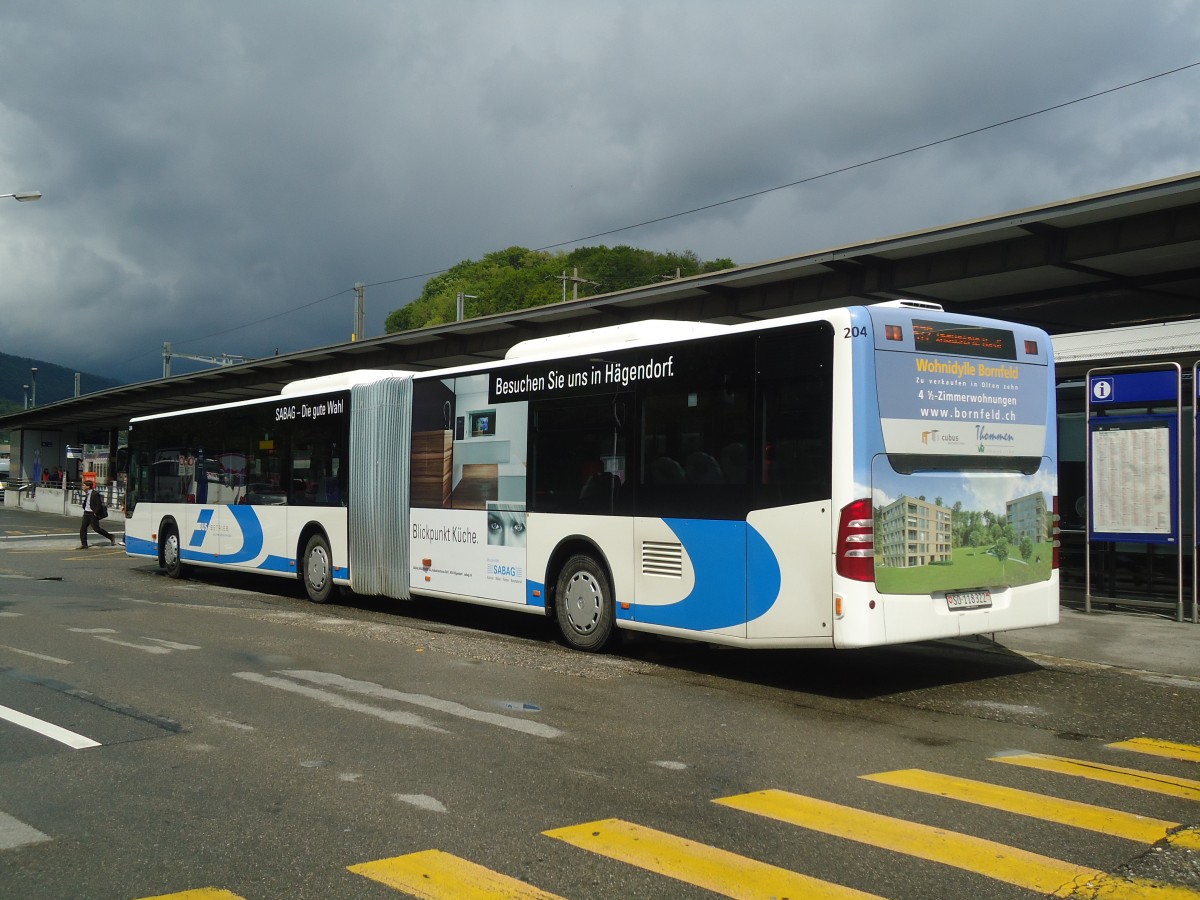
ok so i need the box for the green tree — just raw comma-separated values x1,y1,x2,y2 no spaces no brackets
1019,534,1034,562
991,537,1010,576
385,245,736,333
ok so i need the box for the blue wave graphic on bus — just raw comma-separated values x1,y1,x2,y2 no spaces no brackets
630,519,781,631
189,509,214,547
183,506,265,565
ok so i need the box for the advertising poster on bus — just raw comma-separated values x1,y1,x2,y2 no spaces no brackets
408,374,529,605
867,312,1057,595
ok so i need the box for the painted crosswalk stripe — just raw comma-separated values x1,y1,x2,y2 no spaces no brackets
994,753,1200,801
862,768,1182,844
133,889,245,899
715,789,1197,899
1107,737,1200,764
544,817,883,899
349,849,565,899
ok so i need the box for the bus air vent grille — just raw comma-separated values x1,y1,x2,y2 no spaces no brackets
641,541,683,578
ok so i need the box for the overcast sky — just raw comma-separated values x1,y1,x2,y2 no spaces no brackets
1,1,1197,385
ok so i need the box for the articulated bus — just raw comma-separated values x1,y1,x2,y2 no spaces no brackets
125,302,1058,651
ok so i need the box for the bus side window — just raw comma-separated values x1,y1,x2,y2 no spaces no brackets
530,396,629,516
755,325,834,508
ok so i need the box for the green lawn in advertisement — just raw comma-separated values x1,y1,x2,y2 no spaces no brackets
875,541,1054,594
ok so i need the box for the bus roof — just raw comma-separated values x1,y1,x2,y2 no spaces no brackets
506,319,730,361
280,369,413,397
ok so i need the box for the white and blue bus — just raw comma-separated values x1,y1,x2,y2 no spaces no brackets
125,302,1058,651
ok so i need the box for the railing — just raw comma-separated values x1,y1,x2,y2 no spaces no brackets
4,480,126,515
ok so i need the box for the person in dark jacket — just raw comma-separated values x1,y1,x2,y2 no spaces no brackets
78,482,115,549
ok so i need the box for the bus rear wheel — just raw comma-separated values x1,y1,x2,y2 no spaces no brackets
162,526,187,579
555,554,615,652
301,533,334,604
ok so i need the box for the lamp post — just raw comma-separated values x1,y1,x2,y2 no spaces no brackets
30,368,37,408
456,292,478,322
0,191,41,202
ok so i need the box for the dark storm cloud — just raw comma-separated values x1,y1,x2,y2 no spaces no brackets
0,1,1197,385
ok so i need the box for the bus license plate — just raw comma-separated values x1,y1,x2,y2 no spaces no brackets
946,590,991,610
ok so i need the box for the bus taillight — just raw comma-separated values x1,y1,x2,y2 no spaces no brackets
837,498,875,582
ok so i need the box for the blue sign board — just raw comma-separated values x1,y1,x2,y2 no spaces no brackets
1089,370,1178,405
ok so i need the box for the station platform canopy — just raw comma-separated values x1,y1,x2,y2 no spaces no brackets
4,169,1199,435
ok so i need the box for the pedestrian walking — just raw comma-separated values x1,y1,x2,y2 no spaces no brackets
79,481,115,549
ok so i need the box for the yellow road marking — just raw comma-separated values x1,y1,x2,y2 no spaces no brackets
136,890,245,900
1170,830,1200,852
716,789,1091,895
994,753,1200,801
544,817,881,899
349,849,565,899
863,768,1181,844
1108,737,1200,765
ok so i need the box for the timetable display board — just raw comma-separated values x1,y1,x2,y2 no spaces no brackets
1087,368,1180,545
1088,416,1176,543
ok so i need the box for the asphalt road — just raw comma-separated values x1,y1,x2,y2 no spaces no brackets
0,520,1197,899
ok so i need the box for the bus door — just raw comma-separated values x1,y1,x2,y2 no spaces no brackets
529,389,635,596
744,323,835,641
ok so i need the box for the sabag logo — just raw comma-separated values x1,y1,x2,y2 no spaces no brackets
487,560,523,578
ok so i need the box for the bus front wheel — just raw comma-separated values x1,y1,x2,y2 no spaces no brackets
162,526,187,579
301,533,334,604
554,554,615,652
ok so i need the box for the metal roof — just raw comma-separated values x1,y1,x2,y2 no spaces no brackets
6,169,1200,434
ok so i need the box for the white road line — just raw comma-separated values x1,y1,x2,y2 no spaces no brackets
0,645,72,665
68,628,202,654
0,810,51,850
394,794,448,812
233,672,449,733
92,636,172,654
141,638,202,651
0,704,101,749
281,670,564,738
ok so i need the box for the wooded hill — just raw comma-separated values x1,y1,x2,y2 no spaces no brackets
385,245,734,332
0,353,122,419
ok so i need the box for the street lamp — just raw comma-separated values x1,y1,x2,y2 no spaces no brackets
0,191,41,202
30,368,37,408
456,292,478,322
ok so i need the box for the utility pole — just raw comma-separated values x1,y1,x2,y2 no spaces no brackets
352,282,365,341
557,268,600,302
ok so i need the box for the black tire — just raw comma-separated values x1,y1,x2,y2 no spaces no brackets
301,533,334,604
554,554,616,652
162,525,187,579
